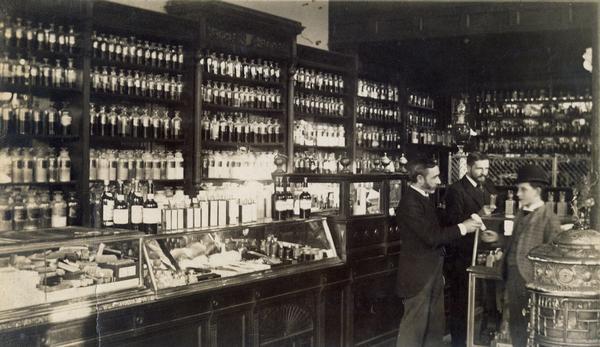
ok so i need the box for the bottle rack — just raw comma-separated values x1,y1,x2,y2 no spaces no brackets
470,88,593,156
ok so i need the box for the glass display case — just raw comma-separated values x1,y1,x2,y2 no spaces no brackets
142,218,337,291
0,227,143,312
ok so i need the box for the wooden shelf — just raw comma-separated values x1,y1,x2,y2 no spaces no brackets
0,180,77,187
90,91,185,107
405,143,454,151
406,104,437,112
356,118,402,127
92,58,184,75
358,95,401,106
4,45,82,63
200,177,273,183
204,72,282,88
90,135,184,147
0,134,79,143
202,140,284,150
356,147,402,153
295,87,346,98
202,103,284,115
89,179,184,184
295,112,346,123
294,144,347,152
0,84,81,98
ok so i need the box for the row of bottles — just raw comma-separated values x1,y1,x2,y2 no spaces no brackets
407,92,435,109
200,111,282,143
294,151,341,174
355,153,407,174
91,32,184,70
0,95,72,136
294,93,345,116
0,146,71,183
475,96,592,119
92,182,272,232
0,54,78,88
356,124,401,149
200,50,281,83
272,177,312,220
293,67,344,94
357,100,401,122
0,17,77,53
357,79,400,102
478,118,591,138
407,109,440,129
89,149,184,181
90,103,182,139
90,66,183,100
293,120,346,147
0,188,78,231
409,128,454,146
476,137,591,156
473,88,591,106
200,149,278,180
202,81,281,109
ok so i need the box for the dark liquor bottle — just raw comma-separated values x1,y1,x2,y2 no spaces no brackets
299,177,311,218
113,181,129,229
273,177,286,221
142,180,159,234
67,191,79,226
284,177,294,219
101,180,114,227
129,179,143,231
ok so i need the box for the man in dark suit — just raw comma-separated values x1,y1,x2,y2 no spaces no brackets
444,152,498,347
396,159,482,347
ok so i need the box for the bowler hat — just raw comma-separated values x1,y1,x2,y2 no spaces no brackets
516,164,549,185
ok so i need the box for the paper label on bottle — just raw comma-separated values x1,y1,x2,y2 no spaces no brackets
300,199,311,210
113,209,128,225
275,200,286,212
118,265,136,279
130,205,143,224
186,208,194,229
193,207,201,228
200,202,209,228
102,201,114,221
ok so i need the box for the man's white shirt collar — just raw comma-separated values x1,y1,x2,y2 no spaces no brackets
410,185,430,198
522,200,544,212
465,175,478,188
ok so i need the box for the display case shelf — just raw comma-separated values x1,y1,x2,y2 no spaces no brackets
90,91,185,107
356,118,402,127
0,134,80,143
294,144,347,152
202,140,284,150
295,87,345,98
0,84,81,98
295,111,346,123
202,103,284,115
204,73,282,88
90,135,184,147
0,180,77,187
92,58,184,75
406,103,437,112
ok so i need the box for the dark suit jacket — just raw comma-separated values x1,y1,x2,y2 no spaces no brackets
444,176,498,256
395,187,463,298
505,205,561,283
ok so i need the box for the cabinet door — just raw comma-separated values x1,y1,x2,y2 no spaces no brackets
208,311,250,347
256,293,317,347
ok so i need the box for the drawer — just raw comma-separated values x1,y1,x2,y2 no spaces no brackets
348,218,385,248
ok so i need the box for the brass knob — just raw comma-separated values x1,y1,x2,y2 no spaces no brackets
135,315,144,325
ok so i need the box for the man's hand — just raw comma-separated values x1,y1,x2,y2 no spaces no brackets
461,217,483,234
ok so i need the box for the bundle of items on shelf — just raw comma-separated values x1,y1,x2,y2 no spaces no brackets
0,187,78,231
200,50,281,82
294,151,342,174
200,149,278,180
90,103,183,139
357,79,399,102
293,120,345,147
0,54,78,88
0,146,71,183
357,99,400,122
1,94,73,136
89,149,184,181
201,81,281,109
356,123,401,149
90,66,183,100
200,111,282,144
1,17,78,53
293,67,344,94
294,93,344,117
91,31,184,70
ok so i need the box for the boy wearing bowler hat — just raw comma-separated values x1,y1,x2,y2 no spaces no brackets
503,164,562,346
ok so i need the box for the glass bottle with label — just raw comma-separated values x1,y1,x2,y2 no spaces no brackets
299,177,311,219
24,191,41,230
51,192,67,228
143,181,159,234
58,148,71,182
12,193,27,231
67,192,79,226
113,182,129,229
129,180,143,231
172,111,182,139
101,180,114,227
0,193,12,232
